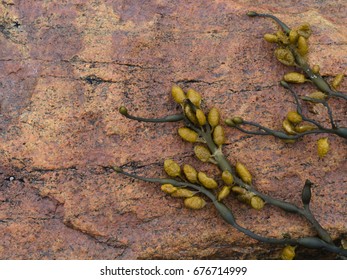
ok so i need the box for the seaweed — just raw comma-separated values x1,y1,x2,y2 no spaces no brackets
112,13,347,259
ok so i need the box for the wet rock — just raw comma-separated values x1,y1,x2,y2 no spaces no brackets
0,0,346,259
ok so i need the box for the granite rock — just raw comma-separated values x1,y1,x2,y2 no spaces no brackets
0,0,346,259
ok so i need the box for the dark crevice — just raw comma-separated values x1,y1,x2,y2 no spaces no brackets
174,79,225,87
30,166,78,173
81,75,125,85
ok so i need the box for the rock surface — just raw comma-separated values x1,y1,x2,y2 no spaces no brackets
0,0,346,259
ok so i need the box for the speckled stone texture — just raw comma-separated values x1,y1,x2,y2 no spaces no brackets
0,0,346,259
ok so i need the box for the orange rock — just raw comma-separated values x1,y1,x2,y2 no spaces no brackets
0,0,345,260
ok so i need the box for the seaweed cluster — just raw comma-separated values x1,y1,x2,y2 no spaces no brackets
227,12,346,158
113,13,347,259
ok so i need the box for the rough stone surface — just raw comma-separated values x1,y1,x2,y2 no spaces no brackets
0,0,346,259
